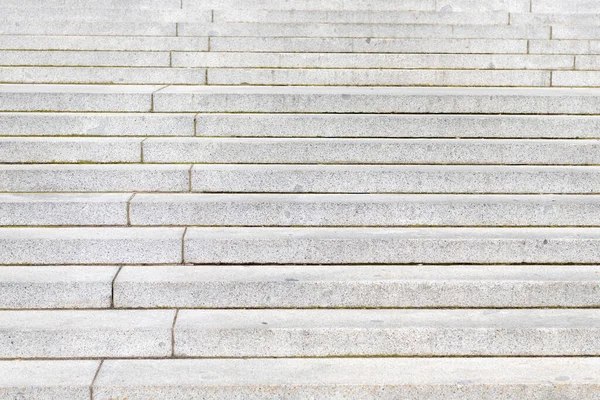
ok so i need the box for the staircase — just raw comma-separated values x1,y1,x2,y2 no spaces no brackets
1,0,600,398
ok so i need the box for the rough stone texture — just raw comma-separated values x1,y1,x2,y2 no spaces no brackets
511,13,600,26
0,50,170,67
144,138,598,164
0,194,129,226
0,138,142,163
0,164,190,192
185,0,437,10
195,114,600,138
553,71,600,87
153,86,600,114
129,193,600,227
529,40,591,55
0,228,184,265
190,165,600,194
437,0,529,11
0,84,160,112
174,52,572,69
0,8,212,23
0,310,174,358
0,21,176,36
175,309,600,357
184,227,600,264
576,55,600,70
532,0,600,13
0,266,118,309
114,265,600,308
0,112,195,136
0,360,99,400
209,37,527,54
1,0,182,8
553,26,600,40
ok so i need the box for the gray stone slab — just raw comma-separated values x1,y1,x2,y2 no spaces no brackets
0,8,212,23
553,71,600,87
0,50,170,67
93,358,600,400
114,265,600,308
184,227,600,264
190,165,600,194
175,309,600,357
209,37,527,54
195,113,598,138
214,10,508,24
129,193,600,227
0,310,174,358
529,40,591,55
553,26,600,40
1,0,181,8
207,69,550,87
0,84,160,112
0,21,175,36
576,55,600,70
153,86,600,114
0,67,207,85
0,228,184,265
0,165,190,192
437,0,529,11
0,35,208,51
511,13,600,25
174,52,573,69
0,112,195,136
184,0,436,10
0,360,99,400
0,193,129,226
0,266,118,309
532,0,600,13
143,138,598,164
0,138,142,163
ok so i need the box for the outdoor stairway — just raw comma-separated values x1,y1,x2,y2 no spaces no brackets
1,0,600,399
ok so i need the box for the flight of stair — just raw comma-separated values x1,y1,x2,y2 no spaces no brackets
1,0,600,398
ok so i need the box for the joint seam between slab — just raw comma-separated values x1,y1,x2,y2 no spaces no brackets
90,359,103,400
171,309,179,357
110,266,122,308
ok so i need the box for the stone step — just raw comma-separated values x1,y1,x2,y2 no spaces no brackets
91,358,600,399
529,39,599,55
0,21,176,36
142,138,600,165
184,0,438,11
195,114,600,138
511,13,600,26
184,227,600,264
190,165,600,194
209,37,527,54
0,84,159,112
0,228,184,265
0,165,190,192
0,35,208,51
174,309,600,357
214,10,509,24
0,193,129,226
174,52,574,70
532,0,600,13
129,194,600,227
0,360,99,400
115,265,600,308
207,69,551,87
153,86,600,114
0,138,142,163
0,310,174,358
178,23,550,39
0,8,211,23
0,112,195,137
553,71,600,87
0,0,182,8
0,67,206,85
0,50,171,67
0,266,117,309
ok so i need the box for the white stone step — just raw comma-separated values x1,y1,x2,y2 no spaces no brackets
0,310,174,358
437,0,529,12
0,194,129,226
142,138,600,165
178,23,550,39
0,0,182,8
532,0,600,13
0,21,176,35
153,86,600,114
190,165,600,194
0,165,189,192
174,309,600,357
0,84,159,112
185,0,437,11
195,113,600,138
0,35,208,51
553,26,600,40
0,138,142,163
0,112,195,137
207,69,551,87
576,55,600,70
0,228,184,265
129,194,600,227
209,37,527,54
512,13,600,26
174,52,574,70
0,67,206,85
553,71,600,87
529,39,595,55
0,360,99,400
0,50,170,67
184,227,600,264
114,265,600,308
92,358,600,399
0,266,118,309
214,10,509,24
0,8,212,23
